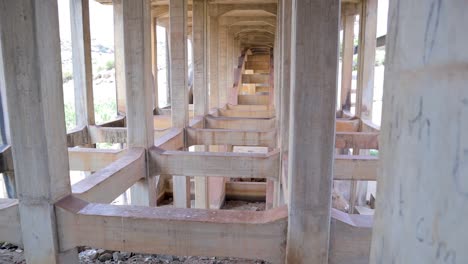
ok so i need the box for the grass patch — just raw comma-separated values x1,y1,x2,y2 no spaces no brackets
64,100,117,131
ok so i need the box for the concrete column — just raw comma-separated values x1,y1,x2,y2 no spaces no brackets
286,0,339,263
114,0,156,206
0,88,9,147
271,0,283,208
170,0,190,208
208,145,229,209
165,26,172,106
340,15,355,111
226,32,232,94
350,39,370,214
370,1,468,263
230,34,236,84
354,0,377,213
208,8,219,108
70,0,95,129
274,0,283,111
218,25,228,106
0,1,78,262
0,73,14,199
227,32,236,93
356,0,377,120
280,0,292,205
151,17,159,111
192,0,209,209
192,0,208,117
114,0,126,114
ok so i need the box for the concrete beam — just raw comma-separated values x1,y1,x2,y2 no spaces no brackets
56,197,287,264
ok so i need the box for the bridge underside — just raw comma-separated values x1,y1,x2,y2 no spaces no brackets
0,0,466,263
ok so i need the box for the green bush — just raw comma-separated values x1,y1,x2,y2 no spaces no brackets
63,100,116,131
353,55,358,71
94,100,117,124
105,60,115,71
63,71,73,83
64,102,76,131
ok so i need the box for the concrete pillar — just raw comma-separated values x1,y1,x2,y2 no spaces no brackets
113,0,126,114
0,1,78,262
208,145,229,209
165,25,172,106
286,0,339,263
226,32,232,94
340,15,354,111
356,0,377,120
271,0,283,208
170,0,190,208
70,0,95,129
274,0,283,111
192,0,208,117
218,25,228,106
370,1,468,263
0,71,14,199
208,6,219,108
227,32,236,93
354,0,377,213
114,0,156,206
280,0,292,205
151,17,159,111
0,88,9,147
192,0,209,209
229,34,237,87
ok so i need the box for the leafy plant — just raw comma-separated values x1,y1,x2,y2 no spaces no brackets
64,102,76,131
63,100,116,131
63,71,73,83
94,100,117,124
105,60,115,71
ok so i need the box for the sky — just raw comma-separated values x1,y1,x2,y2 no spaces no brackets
377,0,389,37
58,0,115,45
57,0,389,45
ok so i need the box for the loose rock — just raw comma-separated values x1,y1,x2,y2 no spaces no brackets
98,252,113,262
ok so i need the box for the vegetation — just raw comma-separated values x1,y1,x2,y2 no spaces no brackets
64,103,76,130
63,71,73,83
375,49,385,66
97,59,115,72
64,100,117,131
94,100,117,124
105,59,115,71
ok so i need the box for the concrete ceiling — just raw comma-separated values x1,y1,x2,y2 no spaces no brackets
94,0,361,49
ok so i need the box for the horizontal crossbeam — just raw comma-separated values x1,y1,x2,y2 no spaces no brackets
0,199,22,246
218,108,275,118
68,148,125,171
334,155,379,181
206,115,276,130
150,147,280,180
329,209,373,263
71,148,146,203
187,127,276,148
56,196,288,263
335,132,379,149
